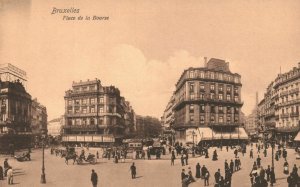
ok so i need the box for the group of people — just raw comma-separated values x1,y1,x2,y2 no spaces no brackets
181,164,210,187
0,158,13,185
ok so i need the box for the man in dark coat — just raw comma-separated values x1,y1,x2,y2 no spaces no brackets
270,167,276,186
266,165,271,182
90,169,98,187
3,158,9,177
230,160,234,173
201,165,207,179
130,162,137,179
224,160,229,172
256,155,261,167
214,169,221,184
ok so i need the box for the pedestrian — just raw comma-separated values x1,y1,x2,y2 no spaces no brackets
260,166,265,181
3,158,9,177
237,157,241,170
195,163,201,178
204,170,210,186
96,151,99,159
292,164,298,175
185,152,189,165
230,160,234,173
214,169,221,184
284,160,289,175
201,165,207,179
90,169,98,187
250,149,253,159
234,158,239,171
283,149,287,160
147,148,151,160
7,166,13,185
0,166,3,180
171,154,175,166
130,162,137,179
225,169,232,187
234,149,238,158
270,167,276,186
266,165,271,182
226,145,229,152
181,154,185,166
224,160,229,171
256,155,261,167
181,169,187,181
263,149,267,157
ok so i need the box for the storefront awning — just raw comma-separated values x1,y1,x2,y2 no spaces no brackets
294,131,300,141
197,127,248,141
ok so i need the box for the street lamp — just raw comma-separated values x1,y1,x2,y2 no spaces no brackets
40,129,47,184
270,129,276,169
192,130,196,157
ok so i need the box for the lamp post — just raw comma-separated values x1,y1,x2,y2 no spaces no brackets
40,129,47,184
192,130,196,157
270,129,275,169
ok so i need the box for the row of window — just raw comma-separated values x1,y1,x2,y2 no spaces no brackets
190,115,239,123
68,97,116,105
189,83,239,93
189,105,239,113
68,106,115,114
73,85,97,92
189,70,240,83
189,93,239,102
281,106,299,114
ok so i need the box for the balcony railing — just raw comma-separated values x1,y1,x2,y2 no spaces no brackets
280,113,289,118
290,112,299,117
289,88,299,94
208,122,241,126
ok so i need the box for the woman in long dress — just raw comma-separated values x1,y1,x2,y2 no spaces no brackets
196,163,201,178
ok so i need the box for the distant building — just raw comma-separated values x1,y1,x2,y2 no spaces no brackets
62,79,135,146
171,58,247,145
31,98,47,135
48,116,63,137
161,95,175,130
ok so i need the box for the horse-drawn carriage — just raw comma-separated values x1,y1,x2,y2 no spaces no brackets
63,147,97,165
14,152,31,162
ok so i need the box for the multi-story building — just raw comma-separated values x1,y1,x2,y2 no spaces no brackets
161,95,175,130
0,63,27,88
31,98,48,135
62,79,135,146
259,62,300,143
48,116,63,137
0,80,32,152
273,63,300,142
172,58,248,145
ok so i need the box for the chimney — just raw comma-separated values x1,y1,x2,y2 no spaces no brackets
203,57,207,67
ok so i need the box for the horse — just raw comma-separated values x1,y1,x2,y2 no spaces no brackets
64,153,77,165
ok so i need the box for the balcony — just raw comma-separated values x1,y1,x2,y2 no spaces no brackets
280,113,289,118
280,91,289,97
289,88,299,95
290,112,299,117
208,122,241,127
63,125,98,131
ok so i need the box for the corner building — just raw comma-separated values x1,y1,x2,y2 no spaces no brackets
173,58,248,145
62,79,135,146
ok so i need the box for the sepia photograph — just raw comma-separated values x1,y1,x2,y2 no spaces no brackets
0,0,300,186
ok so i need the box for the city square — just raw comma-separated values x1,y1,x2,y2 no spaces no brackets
1,0,300,187
0,144,299,187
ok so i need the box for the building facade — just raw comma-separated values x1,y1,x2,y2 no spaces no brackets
62,79,135,146
48,116,63,137
161,94,175,130
31,98,48,135
259,63,300,143
172,58,247,145
0,63,27,88
0,80,32,152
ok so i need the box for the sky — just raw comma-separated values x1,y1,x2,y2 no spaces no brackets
0,0,300,120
